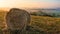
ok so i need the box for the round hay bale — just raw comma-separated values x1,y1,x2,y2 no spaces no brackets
5,8,31,34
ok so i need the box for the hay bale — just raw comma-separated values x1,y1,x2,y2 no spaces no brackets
4,8,31,34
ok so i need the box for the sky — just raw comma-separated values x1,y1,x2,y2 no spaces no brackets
0,0,60,8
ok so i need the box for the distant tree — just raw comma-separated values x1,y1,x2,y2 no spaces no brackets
30,10,60,17
30,12,37,16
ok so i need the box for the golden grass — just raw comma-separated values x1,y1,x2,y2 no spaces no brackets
30,15,60,34
0,12,60,34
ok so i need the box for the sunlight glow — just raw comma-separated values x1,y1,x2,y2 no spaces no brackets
0,0,60,8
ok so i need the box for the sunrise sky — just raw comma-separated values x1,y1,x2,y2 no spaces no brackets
0,0,60,8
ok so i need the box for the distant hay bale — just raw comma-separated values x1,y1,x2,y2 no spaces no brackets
4,8,31,34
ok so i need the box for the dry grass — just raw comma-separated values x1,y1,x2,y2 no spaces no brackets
0,11,60,34
29,15,60,34
0,12,6,29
